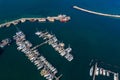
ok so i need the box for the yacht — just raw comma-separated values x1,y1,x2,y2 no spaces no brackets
107,71,110,77
100,68,103,75
0,38,12,48
90,66,94,76
103,70,106,76
95,68,99,76
114,73,119,80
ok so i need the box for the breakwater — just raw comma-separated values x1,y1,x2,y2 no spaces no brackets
73,6,120,18
0,14,71,28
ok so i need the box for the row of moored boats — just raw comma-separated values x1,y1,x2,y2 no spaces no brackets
13,31,58,80
35,31,74,61
90,63,119,80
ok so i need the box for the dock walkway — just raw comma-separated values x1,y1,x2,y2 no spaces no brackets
31,41,48,50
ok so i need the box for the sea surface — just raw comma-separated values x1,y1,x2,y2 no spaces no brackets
0,0,120,80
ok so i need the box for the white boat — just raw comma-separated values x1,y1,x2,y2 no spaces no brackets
103,70,106,76
95,68,99,76
100,68,103,75
64,53,73,61
114,73,119,80
35,31,42,36
107,71,110,77
90,66,94,76
60,51,66,56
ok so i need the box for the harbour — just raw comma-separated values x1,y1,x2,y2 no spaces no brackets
35,31,73,61
13,31,59,80
0,15,72,80
90,60,120,80
0,0,120,80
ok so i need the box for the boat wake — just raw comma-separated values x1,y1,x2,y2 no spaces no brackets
73,6,120,18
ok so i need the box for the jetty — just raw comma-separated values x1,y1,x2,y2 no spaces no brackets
0,14,71,28
35,31,74,61
73,6,120,18
31,41,48,51
13,31,59,80
90,62,119,80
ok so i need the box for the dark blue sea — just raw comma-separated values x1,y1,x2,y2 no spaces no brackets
0,0,120,80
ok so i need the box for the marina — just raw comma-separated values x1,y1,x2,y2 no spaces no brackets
1,0,120,80
35,31,74,61
0,14,72,80
90,62,119,80
13,31,61,80
0,14,71,28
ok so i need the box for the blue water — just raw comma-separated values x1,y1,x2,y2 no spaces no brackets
0,0,120,80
